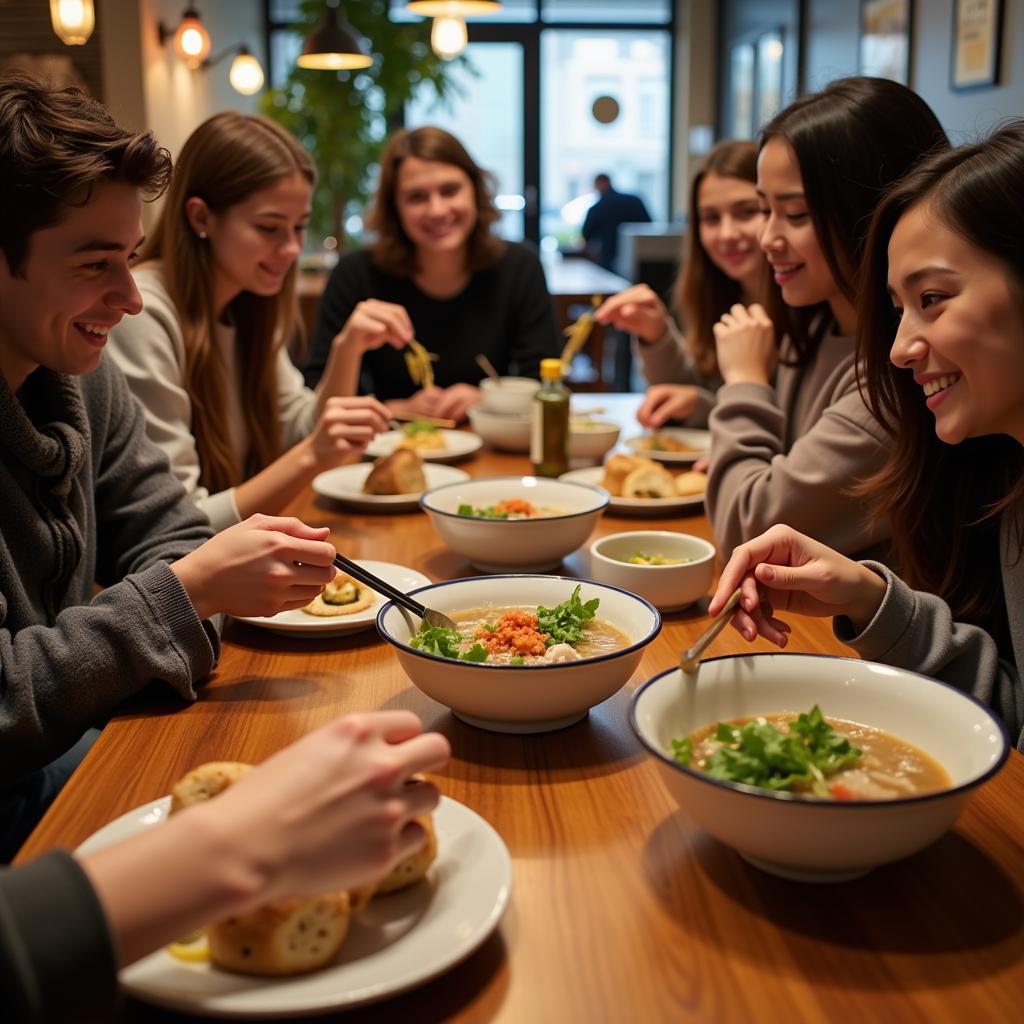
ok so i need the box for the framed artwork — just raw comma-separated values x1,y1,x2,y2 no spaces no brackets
859,0,911,85
951,0,1004,90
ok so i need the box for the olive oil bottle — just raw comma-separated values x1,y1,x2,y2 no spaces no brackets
531,358,570,477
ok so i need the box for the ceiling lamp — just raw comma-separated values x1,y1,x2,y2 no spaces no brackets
228,47,265,96
297,1,373,71
50,0,95,46
407,2,502,13
431,17,468,61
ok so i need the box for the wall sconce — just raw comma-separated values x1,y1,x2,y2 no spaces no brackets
50,0,96,46
431,17,468,61
227,47,265,96
297,1,372,71
158,6,211,71
406,1,501,13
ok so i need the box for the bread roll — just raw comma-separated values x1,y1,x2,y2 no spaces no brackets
374,816,437,894
621,465,675,499
207,893,351,976
363,449,427,495
601,454,648,497
674,470,707,497
170,762,252,814
347,882,377,914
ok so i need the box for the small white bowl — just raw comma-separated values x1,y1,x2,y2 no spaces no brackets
378,575,661,732
479,376,540,416
420,476,608,572
467,405,532,453
629,654,1010,882
590,532,715,611
569,419,621,463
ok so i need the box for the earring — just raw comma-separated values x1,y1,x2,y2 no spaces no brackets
198,231,207,240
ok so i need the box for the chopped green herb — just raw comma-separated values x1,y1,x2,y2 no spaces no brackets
457,503,510,520
536,585,600,648
403,420,438,437
410,625,490,663
671,705,861,798
509,655,525,666
621,551,688,566
482,622,498,632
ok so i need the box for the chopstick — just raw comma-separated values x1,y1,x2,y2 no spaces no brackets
388,413,458,429
332,552,428,620
680,588,742,674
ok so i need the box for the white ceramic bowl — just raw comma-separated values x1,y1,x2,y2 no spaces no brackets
590,532,715,611
378,575,661,732
479,376,540,416
569,419,621,462
630,654,1010,882
420,476,609,572
467,405,532,453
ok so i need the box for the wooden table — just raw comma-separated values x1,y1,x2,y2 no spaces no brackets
19,396,1024,1022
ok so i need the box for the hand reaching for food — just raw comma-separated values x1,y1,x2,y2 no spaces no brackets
593,284,670,344
305,395,390,470
636,383,702,429
403,383,481,423
709,524,889,646
170,513,337,620
333,299,413,355
712,302,778,386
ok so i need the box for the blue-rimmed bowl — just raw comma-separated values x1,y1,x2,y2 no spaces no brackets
378,575,661,733
419,476,609,573
629,653,1010,882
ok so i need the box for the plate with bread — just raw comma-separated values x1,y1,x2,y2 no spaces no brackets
233,560,431,637
314,450,470,512
561,454,706,516
364,422,483,463
624,428,710,465
76,768,512,1018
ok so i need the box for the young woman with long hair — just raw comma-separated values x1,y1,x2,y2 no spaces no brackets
107,112,389,532
302,126,561,423
710,121,1024,752
704,77,949,558
593,140,766,428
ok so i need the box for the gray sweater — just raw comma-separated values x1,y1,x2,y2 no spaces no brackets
0,358,219,783
839,493,1024,752
706,333,891,558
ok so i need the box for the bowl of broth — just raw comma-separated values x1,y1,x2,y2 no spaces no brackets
629,653,1010,881
378,575,661,732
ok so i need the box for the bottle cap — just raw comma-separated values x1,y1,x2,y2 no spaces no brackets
540,358,564,381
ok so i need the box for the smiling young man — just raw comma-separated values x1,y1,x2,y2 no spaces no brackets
0,73,339,861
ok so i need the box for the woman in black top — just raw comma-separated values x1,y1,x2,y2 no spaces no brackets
303,127,561,422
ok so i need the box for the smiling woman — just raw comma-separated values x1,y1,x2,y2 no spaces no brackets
105,112,392,532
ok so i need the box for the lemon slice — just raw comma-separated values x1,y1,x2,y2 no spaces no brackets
168,930,210,963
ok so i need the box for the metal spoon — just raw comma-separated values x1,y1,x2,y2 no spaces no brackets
332,552,456,630
680,588,743,674
474,353,502,384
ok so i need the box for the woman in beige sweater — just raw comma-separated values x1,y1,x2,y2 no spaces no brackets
705,78,949,558
710,122,1024,752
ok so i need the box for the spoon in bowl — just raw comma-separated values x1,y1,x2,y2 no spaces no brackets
331,552,457,630
474,353,502,385
680,588,742,675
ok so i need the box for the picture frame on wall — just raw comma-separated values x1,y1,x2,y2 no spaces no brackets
859,0,912,85
951,0,1004,90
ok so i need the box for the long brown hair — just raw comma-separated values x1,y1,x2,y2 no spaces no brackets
760,77,949,364
856,121,1024,650
673,140,761,378
139,112,315,493
367,126,503,276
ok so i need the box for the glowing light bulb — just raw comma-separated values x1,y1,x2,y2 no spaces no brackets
174,14,211,70
229,51,265,95
431,16,467,61
50,0,95,45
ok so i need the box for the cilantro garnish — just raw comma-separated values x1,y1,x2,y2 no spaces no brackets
403,420,438,437
409,625,489,663
536,585,600,648
671,705,861,798
457,504,510,520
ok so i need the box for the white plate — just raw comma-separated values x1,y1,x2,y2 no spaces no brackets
560,466,704,517
77,796,512,1019
624,428,711,464
313,463,470,512
232,561,430,637
364,430,483,463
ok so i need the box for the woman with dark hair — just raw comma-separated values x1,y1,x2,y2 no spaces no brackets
593,140,766,429
705,77,949,557
709,120,1024,751
303,126,561,422
107,112,390,532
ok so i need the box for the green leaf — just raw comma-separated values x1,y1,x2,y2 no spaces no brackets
409,624,488,663
536,585,600,647
457,504,510,520
671,737,693,765
460,643,489,663
509,655,525,666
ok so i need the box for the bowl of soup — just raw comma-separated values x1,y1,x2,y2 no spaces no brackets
590,531,715,611
378,575,661,733
420,476,609,572
479,376,540,416
568,419,621,463
467,405,532,453
629,653,1009,882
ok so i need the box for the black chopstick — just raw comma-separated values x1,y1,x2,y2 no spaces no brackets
332,552,428,619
